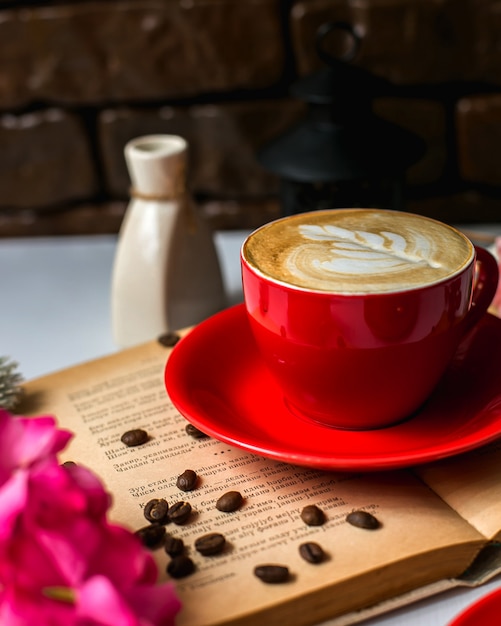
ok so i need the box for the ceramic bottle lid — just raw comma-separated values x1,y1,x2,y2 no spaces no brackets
125,134,187,199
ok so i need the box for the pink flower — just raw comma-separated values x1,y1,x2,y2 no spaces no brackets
77,575,181,626
0,410,182,625
0,409,73,543
0,574,181,626
0,409,72,482
0,527,181,626
492,237,501,314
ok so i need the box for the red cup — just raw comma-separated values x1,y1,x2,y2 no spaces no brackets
241,209,499,429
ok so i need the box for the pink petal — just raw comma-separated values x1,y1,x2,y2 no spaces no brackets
76,576,138,626
0,470,29,543
0,411,72,477
128,583,182,626
0,584,75,626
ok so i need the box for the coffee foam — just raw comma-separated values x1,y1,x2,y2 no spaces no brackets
243,209,474,294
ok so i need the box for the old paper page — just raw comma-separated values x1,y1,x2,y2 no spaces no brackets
19,339,486,626
417,440,501,540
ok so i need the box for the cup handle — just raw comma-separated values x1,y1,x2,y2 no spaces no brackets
463,245,499,333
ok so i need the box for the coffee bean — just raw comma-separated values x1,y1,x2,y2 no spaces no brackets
299,542,325,564
168,501,192,525
254,564,289,584
135,524,166,548
176,469,198,492
167,555,195,578
157,332,180,347
346,510,380,530
300,504,325,526
120,428,148,447
216,490,243,512
185,423,209,439
164,535,185,557
61,461,77,467
144,498,169,524
195,533,226,556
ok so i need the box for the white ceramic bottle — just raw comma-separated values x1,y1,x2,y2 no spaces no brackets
111,134,226,347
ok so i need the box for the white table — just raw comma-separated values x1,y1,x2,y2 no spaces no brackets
0,231,248,380
1,227,501,626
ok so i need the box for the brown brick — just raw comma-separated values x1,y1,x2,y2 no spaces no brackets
98,99,305,199
199,197,281,231
290,0,476,84
0,9,28,109
0,108,97,210
472,2,501,85
373,97,446,185
407,191,501,225
0,198,278,237
0,202,126,238
0,0,284,108
189,100,305,197
456,94,501,185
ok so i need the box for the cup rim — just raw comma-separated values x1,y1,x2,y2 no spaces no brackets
241,208,475,296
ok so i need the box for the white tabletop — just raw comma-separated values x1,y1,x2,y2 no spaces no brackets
2,226,501,626
0,231,248,381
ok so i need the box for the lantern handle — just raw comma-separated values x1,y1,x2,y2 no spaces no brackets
315,21,361,67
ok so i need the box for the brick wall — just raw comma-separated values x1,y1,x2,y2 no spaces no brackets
1,0,501,237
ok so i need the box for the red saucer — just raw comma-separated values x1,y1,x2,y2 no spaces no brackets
449,587,501,626
165,304,501,471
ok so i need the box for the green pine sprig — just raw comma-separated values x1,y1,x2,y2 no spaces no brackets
0,357,24,411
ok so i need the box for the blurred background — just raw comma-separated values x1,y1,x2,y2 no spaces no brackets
1,0,501,238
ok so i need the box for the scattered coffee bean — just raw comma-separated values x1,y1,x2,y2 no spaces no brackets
346,510,380,530
144,498,169,524
185,423,209,439
176,469,198,492
157,332,180,347
195,533,226,556
167,555,195,578
61,461,77,467
120,428,148,447
135,524,166,548
216,490,243,512
300,504,325,526
254,564,290,584
299,542,325,564
168,501,192,525
164,535,185,557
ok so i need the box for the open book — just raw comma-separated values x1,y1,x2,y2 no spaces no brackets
18,322,501,626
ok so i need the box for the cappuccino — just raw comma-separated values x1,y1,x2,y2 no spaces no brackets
242,209,474,294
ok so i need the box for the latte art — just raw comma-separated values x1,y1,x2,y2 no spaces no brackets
291,223,440,279
243,209,474,294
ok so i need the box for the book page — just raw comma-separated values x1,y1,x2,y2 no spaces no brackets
417,441,501,541
19,339,486,626
411,308,501,542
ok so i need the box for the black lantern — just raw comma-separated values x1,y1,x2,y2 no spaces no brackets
258,22,426,216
